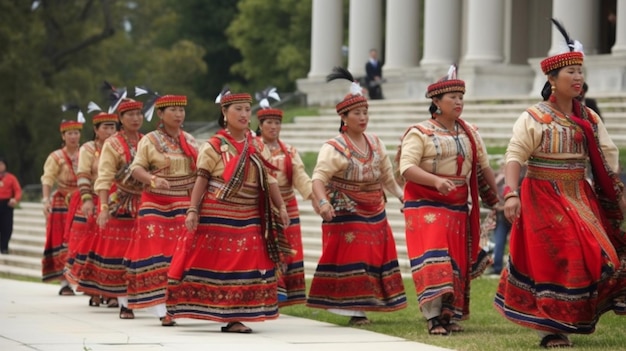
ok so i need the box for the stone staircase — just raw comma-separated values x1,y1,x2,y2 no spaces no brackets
0,202,44,279
4,94,626,280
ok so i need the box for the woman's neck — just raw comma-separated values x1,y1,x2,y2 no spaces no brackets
161,125,179,138
344,129,364,142
227,128,246,142
124,130,140,141
64,145,78,154
263,136,278,146
434,116,456,131
551,98,573,116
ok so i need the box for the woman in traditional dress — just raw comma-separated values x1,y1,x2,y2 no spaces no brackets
494,19,626,348
64,109,118,306
78,99,144,319
398,65,499,335
306,67,407,326
255,88,314,306
166,89,290,333
127,94,197,326
41,118,83,295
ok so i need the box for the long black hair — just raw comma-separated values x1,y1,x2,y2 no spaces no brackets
540,69,561,101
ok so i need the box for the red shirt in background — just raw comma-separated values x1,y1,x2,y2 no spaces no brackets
0,172,22,202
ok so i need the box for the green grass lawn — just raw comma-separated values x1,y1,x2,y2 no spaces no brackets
282,277,625,351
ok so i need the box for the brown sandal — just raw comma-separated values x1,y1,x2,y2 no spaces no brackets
119,306,135,319
160,315,176,327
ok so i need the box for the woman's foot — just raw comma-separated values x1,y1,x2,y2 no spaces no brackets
58,286,75,296
427,317,449,336
160,315,176,326
119,306,134,319
539,334,573,348
88,295,101,307
348,316,371,326
447,322,464,332
221,321,252,333
106,297,119,308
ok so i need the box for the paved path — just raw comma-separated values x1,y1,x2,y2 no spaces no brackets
0,278,453,351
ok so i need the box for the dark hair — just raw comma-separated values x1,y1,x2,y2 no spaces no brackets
582,82,589,93
338,112,349,133
0,157,6,169
540,68,562,101
218,106,228,128
428,94,444,117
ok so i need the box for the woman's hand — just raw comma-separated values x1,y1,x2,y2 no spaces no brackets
43,201,51,218
319,203,335,222
185,211,199,233
82,199,95,217
96,210,110,228
8,198,17,208
279,206,289,227
503,197,521,223
434,177,456,195
153,177,170,189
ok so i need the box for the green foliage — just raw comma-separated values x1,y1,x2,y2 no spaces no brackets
226,0,311,92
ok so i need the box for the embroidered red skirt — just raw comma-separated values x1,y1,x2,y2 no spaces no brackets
494,160,626,334
277,192,306,306
167,181,279,322
42,189,75,282
404,179,488,321
64,192,99,287
125,191,189,309
306,190,407,312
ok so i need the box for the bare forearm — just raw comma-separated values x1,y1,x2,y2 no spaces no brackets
504,161,522,191
189,177,208,209
131,167,153,185
402,165,440,187
269,182,285,208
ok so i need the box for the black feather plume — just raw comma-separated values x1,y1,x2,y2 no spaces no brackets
326,66,355,83
551,18,575,52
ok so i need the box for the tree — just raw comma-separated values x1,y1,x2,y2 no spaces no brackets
226,0,312,93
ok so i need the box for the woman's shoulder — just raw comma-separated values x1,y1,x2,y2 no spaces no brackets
80,140,96,153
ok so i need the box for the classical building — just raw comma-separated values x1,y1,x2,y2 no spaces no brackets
297,0,626,105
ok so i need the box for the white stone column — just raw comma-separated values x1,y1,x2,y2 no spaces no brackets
420,0,462,66
549,0,599,55
308,0,343,78
384,0,420,72
347,0,382,77
463,0,505,63
612,0,626,55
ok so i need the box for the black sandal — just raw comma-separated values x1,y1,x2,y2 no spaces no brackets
348,316,371,326
539,334,573,348
427,317,449,336
221,321,252,333
58,286,75,296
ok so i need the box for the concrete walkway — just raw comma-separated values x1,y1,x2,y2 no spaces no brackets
0,278,453,351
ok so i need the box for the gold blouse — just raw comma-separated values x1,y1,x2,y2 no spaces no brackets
41,148,78,191
130,130,198,178
264,140,312,200
312,133,402,198
505,102,618,172
399,120,490,178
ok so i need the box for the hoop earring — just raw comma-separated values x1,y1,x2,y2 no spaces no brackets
549,85,557,103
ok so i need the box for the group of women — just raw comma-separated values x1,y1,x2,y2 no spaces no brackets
38,19,626,348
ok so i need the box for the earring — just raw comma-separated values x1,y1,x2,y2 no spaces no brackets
158,121,164,129
549,85,556,103
341,125,348,132
435,107,442,115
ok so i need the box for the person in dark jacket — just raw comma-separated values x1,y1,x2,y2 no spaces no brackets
365,49,384,100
